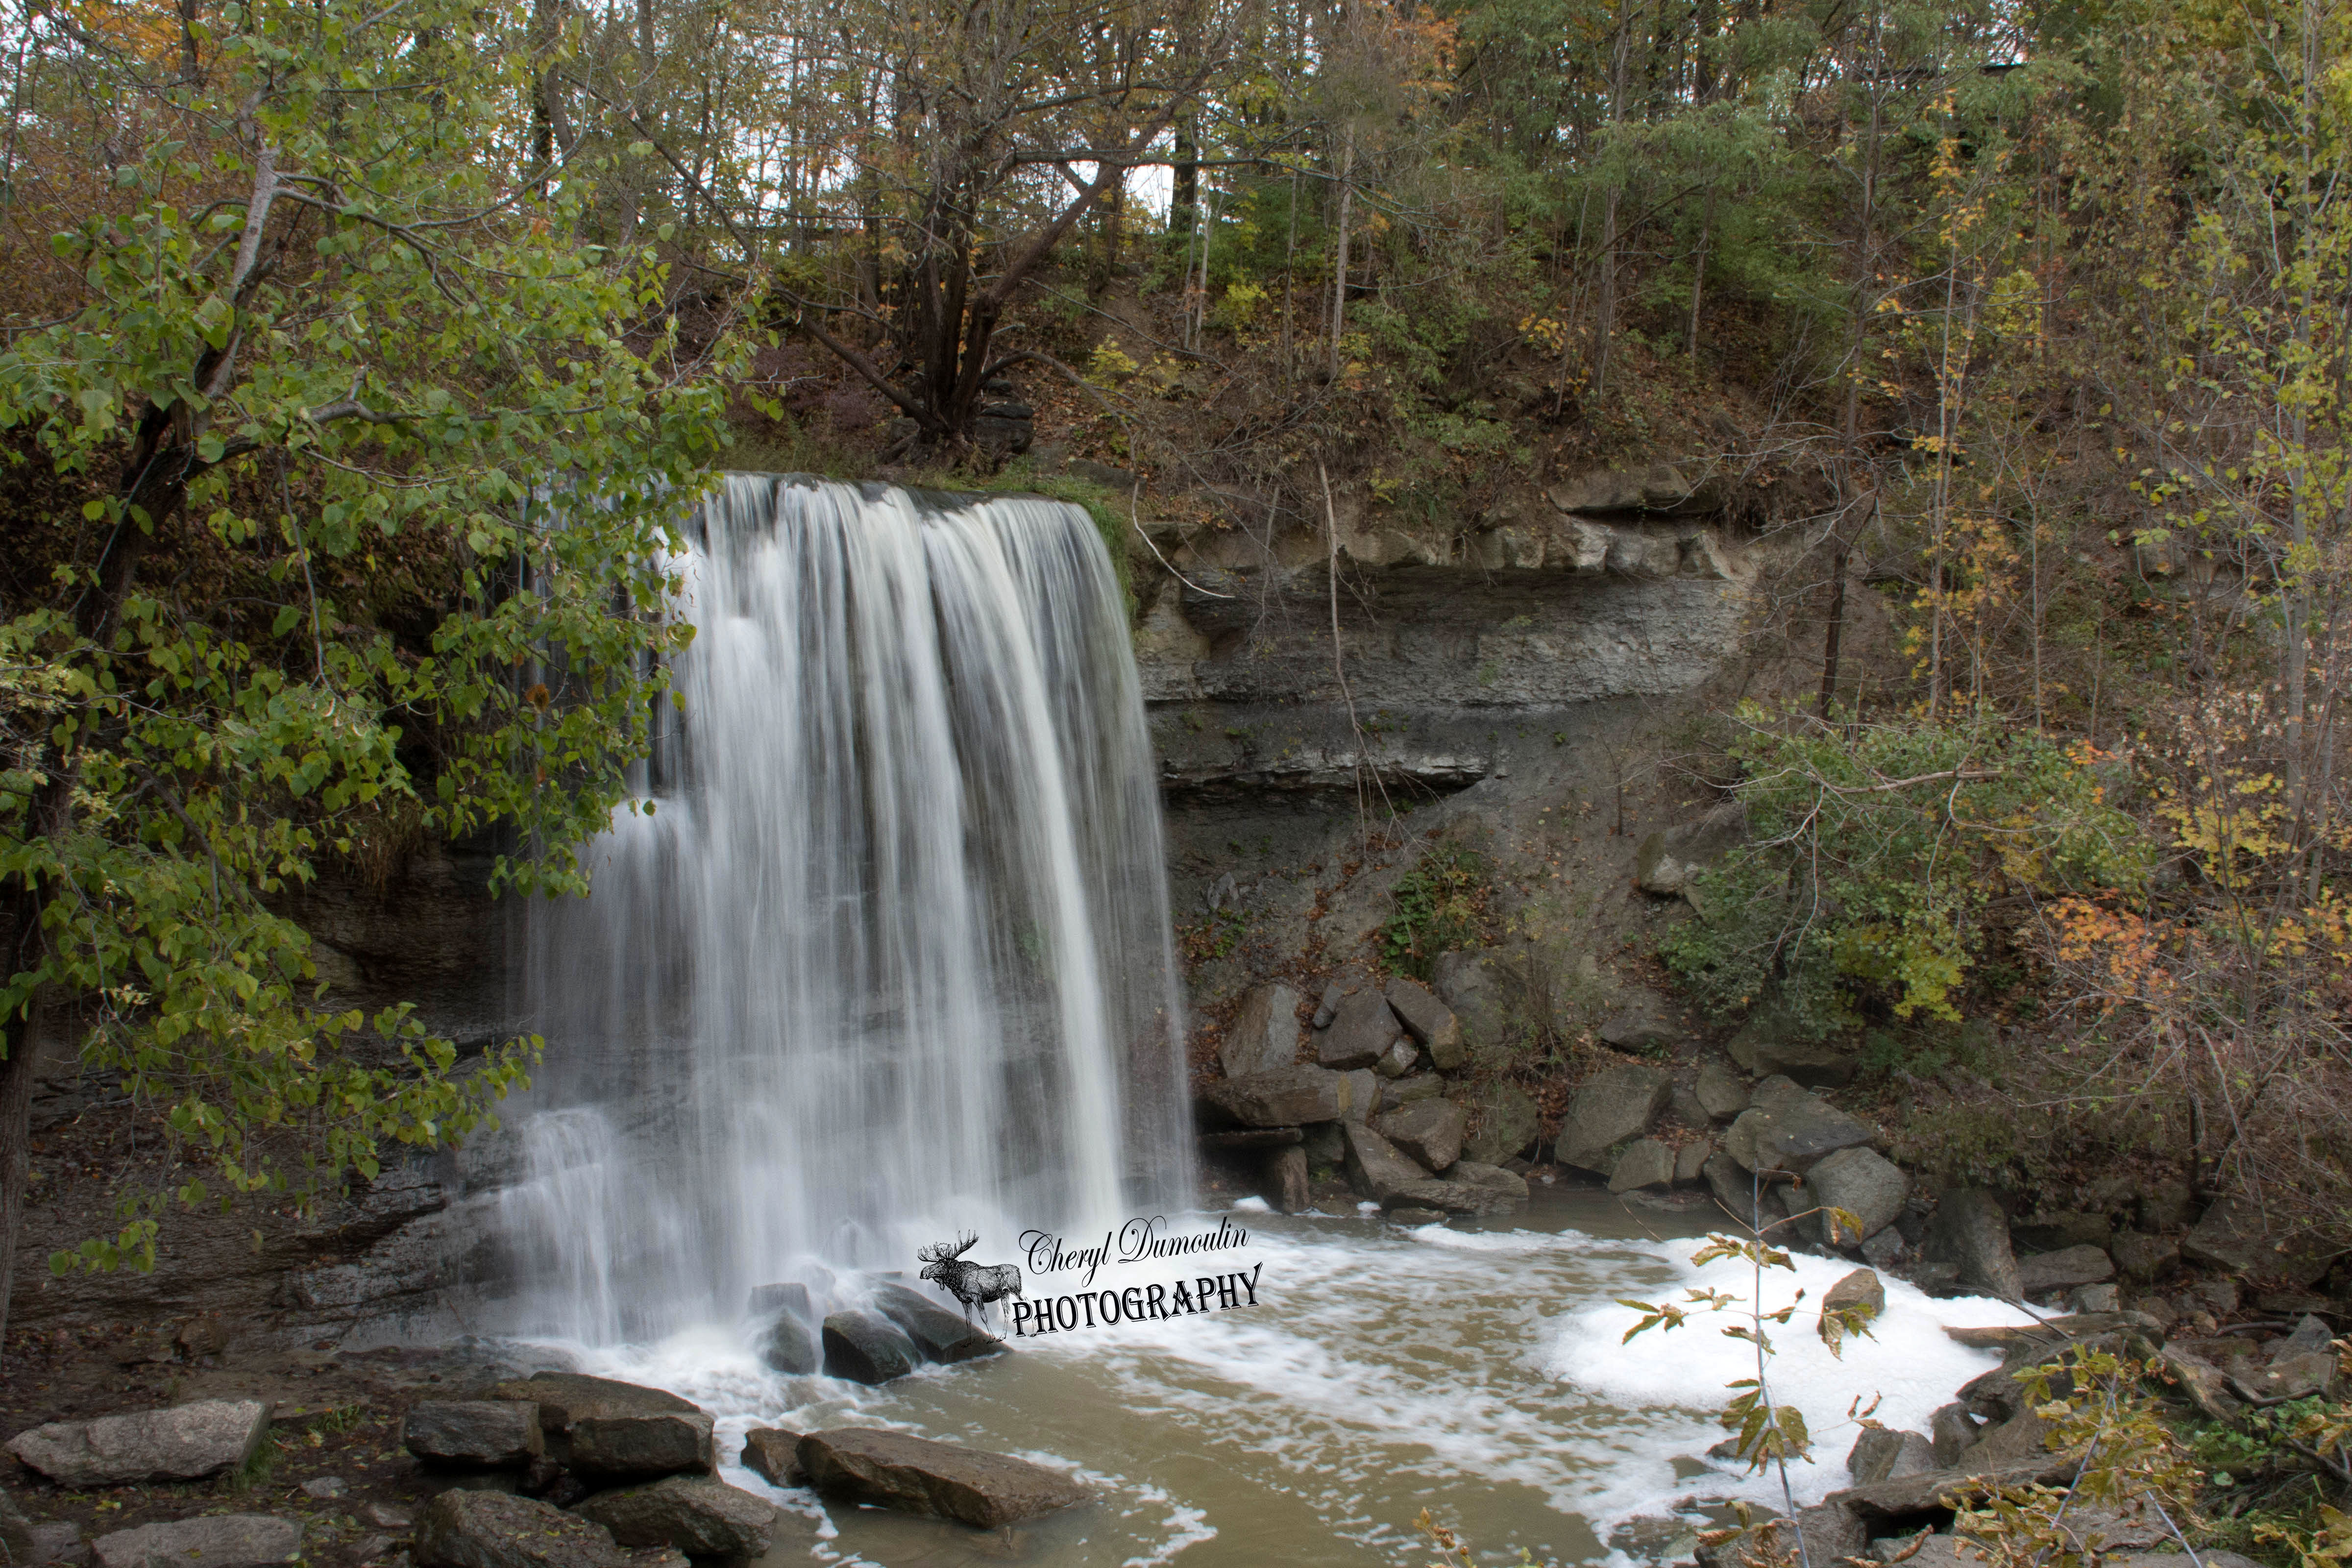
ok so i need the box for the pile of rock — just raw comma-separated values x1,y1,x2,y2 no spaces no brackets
1200,977,1532,1218
747,1280,1004,1385
403,1373,775,1567
1699,1302,2269,1568
6,1400,287,1568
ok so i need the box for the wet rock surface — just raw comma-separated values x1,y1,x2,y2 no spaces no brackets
794,1427,1087,1530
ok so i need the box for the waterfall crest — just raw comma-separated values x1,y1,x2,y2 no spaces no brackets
497,474,1189,1344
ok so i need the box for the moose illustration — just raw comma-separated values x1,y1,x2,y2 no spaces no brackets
916,1232,1023,1324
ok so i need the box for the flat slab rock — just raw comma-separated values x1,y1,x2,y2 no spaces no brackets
403,1401,545,1469
92,1515,299,1568
413,1488,673,1568
10,1400,270,1487
574,1475,775,1557
795,1427,1086,1530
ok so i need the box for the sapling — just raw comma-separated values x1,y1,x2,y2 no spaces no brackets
1617,1176,1878,1568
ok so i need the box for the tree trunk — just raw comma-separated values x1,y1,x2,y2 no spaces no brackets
1330,124,1354,380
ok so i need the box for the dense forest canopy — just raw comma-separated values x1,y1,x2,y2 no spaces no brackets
0,0,2346,1330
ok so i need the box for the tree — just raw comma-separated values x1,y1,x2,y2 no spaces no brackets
0,0,740,1343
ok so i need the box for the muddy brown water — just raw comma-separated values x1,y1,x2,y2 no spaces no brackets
530,1189,2021,1568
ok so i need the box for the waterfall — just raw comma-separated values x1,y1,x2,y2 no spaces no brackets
494,475,1190,1344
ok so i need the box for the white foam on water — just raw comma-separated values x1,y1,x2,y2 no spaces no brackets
1545,1242,2037,1517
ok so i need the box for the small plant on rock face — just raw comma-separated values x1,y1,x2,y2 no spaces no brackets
1380,843,1497,980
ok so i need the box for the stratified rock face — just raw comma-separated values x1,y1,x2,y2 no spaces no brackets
8,1399,270,1487
92,1515,301,1568
1555,1064,1670,1172
1372,1099,1465,1173
1198,1066,1343,1128
1319,992,1401,1071
867,1282,1007,1364
1383,980,1465,1069
1341,1121,1431,1203
794,1428,1087,1530
1221,984,1301,1078
1806,1147,1911,1243
574,1476,776,1558
403,1402,545,1469
1923,1190,2024,1301
821,1312,920,1386
413,1490,629,1568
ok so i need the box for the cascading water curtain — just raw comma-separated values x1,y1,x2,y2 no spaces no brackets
494,475,1192,1344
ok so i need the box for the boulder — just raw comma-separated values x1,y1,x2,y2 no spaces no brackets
868,1282,1005,1364
1555,1064,1671,1172
403,1402,544,1469
1702,1152,1786,1233
1831,1456,2078,1523
2016,1245,2114,1297
1869,1535,1982,1568
1445,1161,1530,1201
1383,1075,1446,1106
1673,1141,1713,1186
2137,1179,2196,1232
755,1308,820,1375
485,1374,714,1483
26,1520,80,1564
1341,1121,1431,1203
1861,1227,1909,1270
1598,995,1681,1052
1461,1082,1541,1165
2183,1197,2336,1284
1431,950,1511,1057
2110,1230,2179,1282
1318,992,1401,1071
1806,1147,1911,1243
1372,1099,1465,1173
794,1428,1086,1530
1311,982,1344,1029
1220,984,1302,1078
821,1312,920,1386
1198,1066,1343,1128
739,1429,801,1489
92,1517,299,1568
2073,1283,2122,1314
1847,1428,1936,1486
574,1476,776,1558
1922,1191,2023,1300
1608,1140,1677,1194
1384,1179,1522,1217
2239,1352,2340,1403
1336,1068,1382,1123
2276,1314,2335,1359
1726,1018,1859,1088
1722,1094,1875,1176
1928,1404,1981,1467
1389,1207,1447,1226
412,1490,631,1568
1372,1037,1419,1078
9,1400,270,1487
1823,1268,1887,1322
1384,979,1466,1070
2159,1347,2246,1422
2012,1212,2114,1253
1694,1059,1749,1122
1269,1145,1311,1212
